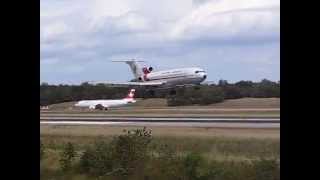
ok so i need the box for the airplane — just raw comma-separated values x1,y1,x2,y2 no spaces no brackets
74,89,136,110
90,59,207,94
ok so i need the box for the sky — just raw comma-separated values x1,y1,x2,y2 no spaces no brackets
40,0,280,85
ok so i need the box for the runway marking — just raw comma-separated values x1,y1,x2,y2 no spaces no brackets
40,116,279,123
41,121,124,125
41,108,280,113
40,115,280,129
40,114,280,118
40,121,279,128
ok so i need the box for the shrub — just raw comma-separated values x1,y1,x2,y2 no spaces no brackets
252,158,280,180
183,152,203,180
110,127,152,176
59,142,77,172
40,140,45,161
79,140,113,176
79,127,152,177
150,144,183,180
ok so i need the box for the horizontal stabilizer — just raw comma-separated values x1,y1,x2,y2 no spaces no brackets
111,60,145,62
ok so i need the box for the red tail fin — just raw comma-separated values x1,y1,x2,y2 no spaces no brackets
124,89,135,99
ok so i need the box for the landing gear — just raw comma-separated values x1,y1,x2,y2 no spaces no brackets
95,104,108,110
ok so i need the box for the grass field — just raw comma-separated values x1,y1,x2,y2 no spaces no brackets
40,124,279,163
43,98,280,118
40,126,279,180
47,97,280,110
41,134,279,161
41,125,279,139
41,98,280,179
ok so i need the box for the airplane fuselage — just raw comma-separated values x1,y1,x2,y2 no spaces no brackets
136,67,207,87
75,99,135,109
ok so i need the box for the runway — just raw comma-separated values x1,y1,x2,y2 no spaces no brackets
40,114,280,128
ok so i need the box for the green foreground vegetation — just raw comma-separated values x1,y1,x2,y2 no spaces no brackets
41,128,280,180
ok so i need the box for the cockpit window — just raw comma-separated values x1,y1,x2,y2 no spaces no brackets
195,70,205,73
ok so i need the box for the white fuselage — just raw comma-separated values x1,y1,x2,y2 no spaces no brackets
140,67,207,87
74,99,135,109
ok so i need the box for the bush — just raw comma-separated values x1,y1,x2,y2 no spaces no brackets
252,158,280,180
79,127,152,177
150,144,183,180
59,142,77,172
182,152,204,180
111,127,152,176
79,140,113,176
40,140,45,161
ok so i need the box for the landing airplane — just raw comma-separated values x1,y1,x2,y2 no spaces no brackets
74,89,136,110
91,60,207,90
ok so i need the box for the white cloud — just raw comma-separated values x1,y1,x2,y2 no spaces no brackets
170,0,280,41
40,0,280,84
41,22,71,43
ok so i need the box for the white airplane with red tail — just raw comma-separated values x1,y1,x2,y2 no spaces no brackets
74,89,136,110
90,59,207,90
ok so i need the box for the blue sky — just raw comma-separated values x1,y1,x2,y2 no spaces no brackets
40,0,280,85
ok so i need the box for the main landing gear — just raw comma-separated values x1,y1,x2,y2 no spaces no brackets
95,104,108,111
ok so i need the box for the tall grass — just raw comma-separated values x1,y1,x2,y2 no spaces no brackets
41,135,279,159
41,128,279,180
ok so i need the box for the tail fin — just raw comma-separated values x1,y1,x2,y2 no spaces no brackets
112,60,145,79
124,89,136,100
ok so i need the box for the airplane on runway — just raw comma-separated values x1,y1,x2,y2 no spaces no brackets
90,60,207,93
74,89,136,110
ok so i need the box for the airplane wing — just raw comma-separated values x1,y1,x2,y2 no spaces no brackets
88,81,166,87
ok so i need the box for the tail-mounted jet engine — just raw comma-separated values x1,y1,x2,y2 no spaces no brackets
142,67,153,74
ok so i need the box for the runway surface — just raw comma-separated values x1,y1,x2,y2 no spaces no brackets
40,114,280,129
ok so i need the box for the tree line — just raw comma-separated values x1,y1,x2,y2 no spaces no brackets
40,79,280,106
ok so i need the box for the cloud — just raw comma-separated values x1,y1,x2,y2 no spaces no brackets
40,0,280,84
170,0,279,42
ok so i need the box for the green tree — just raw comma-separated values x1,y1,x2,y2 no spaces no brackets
167,86,224,106
198,86,224,105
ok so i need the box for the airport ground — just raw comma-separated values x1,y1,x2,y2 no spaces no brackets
45,97,280,110
40,97,280,138
42,97,280,117
41,98,280,180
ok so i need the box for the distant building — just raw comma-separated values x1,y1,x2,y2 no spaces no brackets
40,106,49,110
